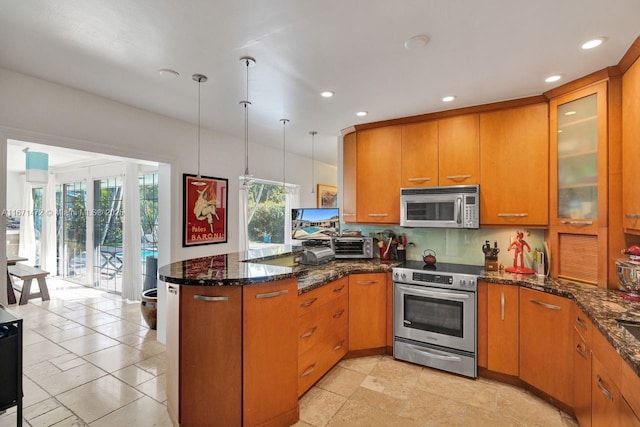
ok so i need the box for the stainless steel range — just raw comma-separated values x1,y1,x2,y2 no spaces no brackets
393,260,483,378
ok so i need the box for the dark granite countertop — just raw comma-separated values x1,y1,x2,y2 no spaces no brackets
159,249,639,377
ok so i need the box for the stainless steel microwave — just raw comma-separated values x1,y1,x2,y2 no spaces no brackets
400,185,480,229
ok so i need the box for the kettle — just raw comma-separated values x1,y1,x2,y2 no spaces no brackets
423,249,437,265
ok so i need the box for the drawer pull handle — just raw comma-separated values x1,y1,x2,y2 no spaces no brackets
332,340,345,351
194,295,228,302
529,299,561,311
356,280,378,285
560,220,593,225
575,343,588,360
597,375,613,401
445,174,472,181
497,213,528,217
256,290,288,299
343,213,356,217
333,286,345,293
576,317,587,331
333,309,345,319
626,213,640,218
300,326,318,339
300,297,318,308
300,363,318,378
408,177,431,182
168,286,177,295
368,213,389,217
500,292,505,321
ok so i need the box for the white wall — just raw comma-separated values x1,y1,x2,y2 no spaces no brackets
0,67,337,334
5,171,22,211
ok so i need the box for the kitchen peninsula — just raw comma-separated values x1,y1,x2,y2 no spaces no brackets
160,247,640,427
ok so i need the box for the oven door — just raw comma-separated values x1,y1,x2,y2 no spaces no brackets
394,282,475,353
400,194,463,228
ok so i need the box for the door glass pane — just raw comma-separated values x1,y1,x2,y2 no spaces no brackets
140,173,158,290
557,93,598,218
60,182,87,282
404,295,463,337
93,177,123,293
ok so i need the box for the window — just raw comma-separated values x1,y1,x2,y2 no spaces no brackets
247,181,285,247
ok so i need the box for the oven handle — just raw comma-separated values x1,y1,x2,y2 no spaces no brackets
406,343,462,362
395,284,470,301
456,196,463,225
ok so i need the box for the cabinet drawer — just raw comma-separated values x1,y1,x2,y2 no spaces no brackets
298,293,348,356
297,277,348,317
297,321,348,397
620,357,640,422
592,329,621,387
573,304,595,347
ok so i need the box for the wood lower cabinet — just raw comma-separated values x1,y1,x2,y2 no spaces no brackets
297,278,349,396
620,357,640,426
573,325,592,427
356,126,401,224
519,288,572,405
167,279,298,427
342,132,357,224
349,273,387,351
479,103,549,226
486,284,519,376
243,279,298,427
592,355,621,427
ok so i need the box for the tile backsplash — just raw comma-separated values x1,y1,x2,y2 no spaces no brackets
348,225,545,268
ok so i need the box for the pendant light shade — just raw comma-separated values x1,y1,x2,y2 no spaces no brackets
192,73,208,186
280,118,290,191
309,131,317,193
240,56,256,187
24,149,49,183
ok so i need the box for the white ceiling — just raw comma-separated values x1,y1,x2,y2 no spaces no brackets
1,1,639,167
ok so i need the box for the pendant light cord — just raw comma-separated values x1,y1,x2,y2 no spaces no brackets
280,118,290,190
192,74,207,181
240,57,255,182
310,131,317,193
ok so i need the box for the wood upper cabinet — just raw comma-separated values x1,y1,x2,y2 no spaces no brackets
519,287,572,406
479,103,549,226
438,114,480,185
179,285,243,427
349,273,387,351
343,132,357,223
486,284,519,376
401,121,438,187
623,57,640,232
243,279,299,427
356,126,402,223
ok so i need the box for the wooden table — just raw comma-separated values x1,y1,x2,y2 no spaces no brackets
6,256,27,305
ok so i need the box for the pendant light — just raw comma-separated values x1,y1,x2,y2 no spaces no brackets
309,131,317,193
192,73,208,186
240,56,256,187
280,118,290,191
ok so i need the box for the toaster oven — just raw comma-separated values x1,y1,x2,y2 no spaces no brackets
331,236,374,259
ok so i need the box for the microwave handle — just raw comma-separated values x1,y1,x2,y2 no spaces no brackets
456,196,463,224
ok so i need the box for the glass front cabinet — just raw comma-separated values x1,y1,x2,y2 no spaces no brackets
549,81,609,286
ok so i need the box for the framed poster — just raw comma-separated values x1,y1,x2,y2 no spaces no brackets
317,184,338,208
183,174,228,246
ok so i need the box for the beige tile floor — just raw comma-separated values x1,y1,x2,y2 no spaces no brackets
1,277,579,426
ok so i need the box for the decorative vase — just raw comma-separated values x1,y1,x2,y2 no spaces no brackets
140,288,158,330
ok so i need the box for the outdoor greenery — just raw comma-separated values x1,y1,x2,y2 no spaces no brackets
247,183,285,244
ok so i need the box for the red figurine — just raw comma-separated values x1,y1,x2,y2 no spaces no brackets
506,231,534,274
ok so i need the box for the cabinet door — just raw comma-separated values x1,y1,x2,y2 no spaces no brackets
519,288,572,405
349,273,387,351
343,132,357,223
573,325,592,427
623,57,640,231
181,286,243,427
592,355,621,427
480,103,549,226
243,279,298,427
356,126,402,223
550,82,607,232
401,121,438,187
487,284,519,376
438,114,479,185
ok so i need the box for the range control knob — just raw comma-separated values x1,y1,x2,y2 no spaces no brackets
401,273,407,281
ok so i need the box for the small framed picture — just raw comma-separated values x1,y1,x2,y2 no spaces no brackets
317,184,338,208
183,174,228,247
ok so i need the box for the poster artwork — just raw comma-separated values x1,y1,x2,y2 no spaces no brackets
183,174,228,246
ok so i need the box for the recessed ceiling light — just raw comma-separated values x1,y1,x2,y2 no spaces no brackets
321,91,334,98
545,75,562,83
442,95,456,102
356,111,368,117
581,37,606,50
158,68,180,79
404,34,430,50
564,111,577,116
